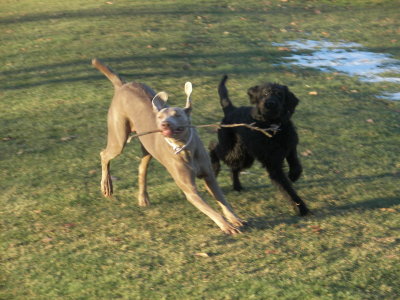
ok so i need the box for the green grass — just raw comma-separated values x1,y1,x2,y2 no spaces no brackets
1,0,399,299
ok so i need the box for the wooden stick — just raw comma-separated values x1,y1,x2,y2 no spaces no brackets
127,129,162,143
194,123,274,137
127,122,276,143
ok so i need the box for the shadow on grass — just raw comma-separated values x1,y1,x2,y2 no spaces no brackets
5,44,398,90
1,3,395,25
1,50,288,90
0,4,310,25
247,196,399,231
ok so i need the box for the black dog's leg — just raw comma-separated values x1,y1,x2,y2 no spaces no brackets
209,142,221,176
231,168,243,191
265,159,309,216
210,142,245,191
286,147,302,182
229,150,255,191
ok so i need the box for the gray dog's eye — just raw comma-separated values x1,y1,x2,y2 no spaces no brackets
172,111,180,117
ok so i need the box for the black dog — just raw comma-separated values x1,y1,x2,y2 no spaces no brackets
209,75,310,216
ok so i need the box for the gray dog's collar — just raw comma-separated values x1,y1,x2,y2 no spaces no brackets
165,128,193,154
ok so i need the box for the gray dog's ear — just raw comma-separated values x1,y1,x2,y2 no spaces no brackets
247,85,260,104
152,92,168,112
184,82,192,115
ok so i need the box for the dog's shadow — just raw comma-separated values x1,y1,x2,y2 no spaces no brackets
243,196,399,231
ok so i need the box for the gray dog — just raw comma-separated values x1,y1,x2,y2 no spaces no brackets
92,59,243,234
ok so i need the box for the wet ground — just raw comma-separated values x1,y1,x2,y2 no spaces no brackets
273,40,400,100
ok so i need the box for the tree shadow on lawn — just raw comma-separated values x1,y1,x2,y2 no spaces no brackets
1,3,394,25
0,3,313,25
1,49,287,90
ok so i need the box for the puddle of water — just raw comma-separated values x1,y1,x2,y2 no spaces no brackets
377,92,400,101
273,40,400,100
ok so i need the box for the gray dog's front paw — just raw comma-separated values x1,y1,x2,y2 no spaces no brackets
138,192,150,207
101,176,113,197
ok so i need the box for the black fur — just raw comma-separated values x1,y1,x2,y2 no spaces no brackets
210,75,310,216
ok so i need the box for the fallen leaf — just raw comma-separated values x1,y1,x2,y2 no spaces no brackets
42,237,53,243
63,223,76,229
309,225,323,233
301,149,313,156
60,135,77,141
194,252,210,258
380,208,396,213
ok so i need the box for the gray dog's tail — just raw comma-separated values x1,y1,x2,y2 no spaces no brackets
218,75,235,115
92,58,125,88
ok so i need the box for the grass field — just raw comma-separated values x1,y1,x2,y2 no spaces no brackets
1,0,399,299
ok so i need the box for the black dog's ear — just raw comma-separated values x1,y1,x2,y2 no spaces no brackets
285,87,300,114
247,85,260,104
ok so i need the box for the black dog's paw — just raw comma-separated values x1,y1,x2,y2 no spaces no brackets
296,204,311,216
233,183,244,192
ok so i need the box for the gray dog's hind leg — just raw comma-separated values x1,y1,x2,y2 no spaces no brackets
100,117,129,197
138,144,152,206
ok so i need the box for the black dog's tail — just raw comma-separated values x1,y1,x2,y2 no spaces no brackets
218,75,235,115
